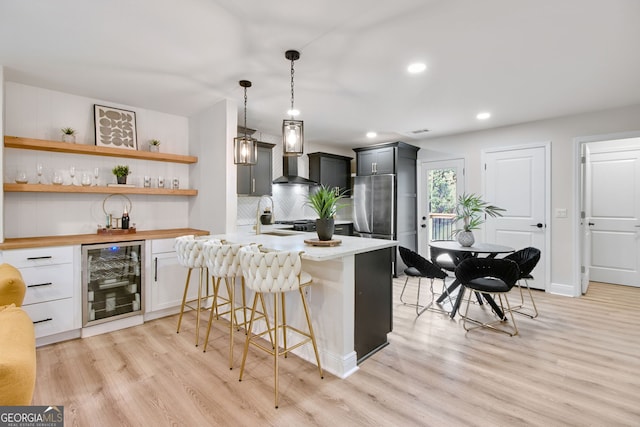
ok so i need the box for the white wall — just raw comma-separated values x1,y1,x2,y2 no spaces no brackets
415,103,640,293
3,82,192,237
188,98,236,234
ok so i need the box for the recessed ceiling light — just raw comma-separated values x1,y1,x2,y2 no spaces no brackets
476,112,491,120
407,63,427,74
366,131,377,138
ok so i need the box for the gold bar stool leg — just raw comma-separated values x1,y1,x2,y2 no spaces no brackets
281,292,288,359
239,293,260,381
299,285,324,379
273,292,280,409
176,268,193,334
229,276,235,369
203,276,221,353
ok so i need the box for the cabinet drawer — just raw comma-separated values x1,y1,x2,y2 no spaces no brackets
22,298,75,338
21,263,74,305
2,246,74,268
152,238,178,254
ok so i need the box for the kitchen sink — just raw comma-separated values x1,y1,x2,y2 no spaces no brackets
260,230,303,236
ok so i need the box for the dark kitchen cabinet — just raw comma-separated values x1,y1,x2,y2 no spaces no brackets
333,222,354,236
355,246,393,363
237,142,275,196
308,152,352,194
355,146,394,176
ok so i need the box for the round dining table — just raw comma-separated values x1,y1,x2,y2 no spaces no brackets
429,241,514,319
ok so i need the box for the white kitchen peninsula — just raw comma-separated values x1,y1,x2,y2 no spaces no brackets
212,229,396,379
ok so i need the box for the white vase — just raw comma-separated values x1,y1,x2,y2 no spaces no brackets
149,144,159,152
62,134,76,143
457,231,475,247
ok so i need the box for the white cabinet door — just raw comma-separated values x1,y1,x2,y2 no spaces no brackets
150,251,197,312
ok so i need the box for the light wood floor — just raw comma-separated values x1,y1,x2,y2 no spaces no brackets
32,280,640,426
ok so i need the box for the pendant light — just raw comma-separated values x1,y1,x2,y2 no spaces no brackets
282,50,304,157
234,80,258,165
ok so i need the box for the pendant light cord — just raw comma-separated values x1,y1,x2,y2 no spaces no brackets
290,58,295,118
243,85,248,138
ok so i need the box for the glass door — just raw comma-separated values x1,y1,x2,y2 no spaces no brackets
420,159,464,256
82,241,144,326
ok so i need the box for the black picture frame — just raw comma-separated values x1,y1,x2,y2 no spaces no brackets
94,104,138,150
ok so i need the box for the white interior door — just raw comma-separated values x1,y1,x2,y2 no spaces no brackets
586,140,640,287
420,159,464,256
484,145,549,290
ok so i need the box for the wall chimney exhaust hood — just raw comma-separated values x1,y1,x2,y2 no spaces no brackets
273,157,318,185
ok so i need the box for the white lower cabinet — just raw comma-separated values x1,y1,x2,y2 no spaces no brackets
0,245,80,343
147,238,197,318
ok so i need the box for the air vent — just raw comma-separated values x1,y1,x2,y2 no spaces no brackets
409,128,430,135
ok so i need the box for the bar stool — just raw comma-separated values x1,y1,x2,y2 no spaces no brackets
175,235,219,346
202,242,273,369
237,246,323,408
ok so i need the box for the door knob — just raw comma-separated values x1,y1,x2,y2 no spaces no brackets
588,222,595,226
421,224,426,228
530,223,544,228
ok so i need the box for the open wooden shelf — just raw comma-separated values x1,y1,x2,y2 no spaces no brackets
4,183,197,196
4,136,198,164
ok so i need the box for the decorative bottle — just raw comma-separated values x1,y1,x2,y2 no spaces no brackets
122,209,130,230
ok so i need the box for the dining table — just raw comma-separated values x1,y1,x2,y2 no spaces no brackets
430,240,514,319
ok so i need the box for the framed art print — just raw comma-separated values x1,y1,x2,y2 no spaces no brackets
94,104,138,150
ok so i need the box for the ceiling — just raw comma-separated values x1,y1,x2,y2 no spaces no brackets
2,0,640,148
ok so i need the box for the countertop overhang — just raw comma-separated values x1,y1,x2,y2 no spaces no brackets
212,230,397,262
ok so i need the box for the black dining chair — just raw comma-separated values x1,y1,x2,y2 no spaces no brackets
398,246,453,316
504,247,541,318
430,243,483,307
455,257,520,336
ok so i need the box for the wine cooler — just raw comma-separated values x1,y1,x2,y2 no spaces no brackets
82,241,144,326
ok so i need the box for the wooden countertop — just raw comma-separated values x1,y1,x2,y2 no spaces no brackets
0,228,210,250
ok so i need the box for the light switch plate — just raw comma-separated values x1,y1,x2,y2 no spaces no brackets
556,208,567,218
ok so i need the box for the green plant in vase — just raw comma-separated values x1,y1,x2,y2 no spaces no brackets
452,193,505,246
61,127,76,143
149,139,161,152
305,185,348,241
112,165,131,185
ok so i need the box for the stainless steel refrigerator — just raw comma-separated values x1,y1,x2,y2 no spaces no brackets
353,174,395,239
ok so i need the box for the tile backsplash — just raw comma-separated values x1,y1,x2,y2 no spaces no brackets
237,185,353,226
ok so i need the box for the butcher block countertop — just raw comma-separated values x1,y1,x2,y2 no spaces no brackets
0,228,210,250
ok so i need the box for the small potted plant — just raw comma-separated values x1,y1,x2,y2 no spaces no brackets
61,127,76,143
112,165,131,185
452,193,505,247
305,185,348,241
149,139,161,152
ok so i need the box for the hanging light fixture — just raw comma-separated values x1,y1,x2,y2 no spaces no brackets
282,49,304,157
234,80,258,165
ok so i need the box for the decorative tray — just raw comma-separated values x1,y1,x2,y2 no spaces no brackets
304,238,342,247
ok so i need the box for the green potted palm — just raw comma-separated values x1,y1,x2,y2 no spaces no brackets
112,165,131,185
452,193,505,246
305,185,348,241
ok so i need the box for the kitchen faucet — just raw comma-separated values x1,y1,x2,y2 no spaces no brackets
255,195,275,235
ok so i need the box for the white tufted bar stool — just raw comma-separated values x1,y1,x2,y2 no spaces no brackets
175,235,220,346
237,246,323,408
202,242,273,369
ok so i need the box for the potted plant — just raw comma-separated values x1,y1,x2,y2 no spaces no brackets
305,185,348,241
149,139,160,152
112,165,131,185
61,127,76,143
452,193,505,247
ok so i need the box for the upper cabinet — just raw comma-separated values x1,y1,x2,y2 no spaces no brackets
354,146,394,176
237,142,275,196
308,152,353,195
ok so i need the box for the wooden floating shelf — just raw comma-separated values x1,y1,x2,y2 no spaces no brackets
4,136,198,164
4,183,197,196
